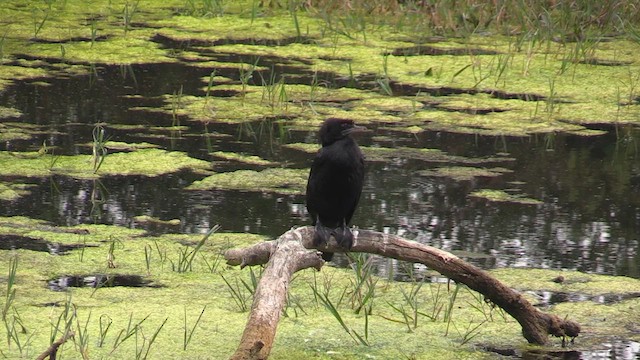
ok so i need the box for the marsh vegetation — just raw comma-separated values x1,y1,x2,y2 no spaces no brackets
0,0,639,358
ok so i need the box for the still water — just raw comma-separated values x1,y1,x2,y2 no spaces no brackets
0,60,638,280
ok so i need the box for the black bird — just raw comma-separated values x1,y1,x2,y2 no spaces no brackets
306,118,365,261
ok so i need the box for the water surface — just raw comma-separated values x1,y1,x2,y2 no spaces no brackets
1,52,638,280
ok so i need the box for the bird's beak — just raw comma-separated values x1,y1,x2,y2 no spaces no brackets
342,125,366,136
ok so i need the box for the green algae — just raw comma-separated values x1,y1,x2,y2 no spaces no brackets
284,142,515,165
104,141,160,150
469,189,543,205
0,1,639,358
0,216,638,359
493,268,640,296
495,269,640,346
0,0,637,135
133,215,181,226
0,106,21,119
76,141,160,151
210,151,277,166
186,168,308,194
0,182,34,201
0,65,50,92
281,142,318,153
0,122,40,142
0,148,210,179
419,166,513,181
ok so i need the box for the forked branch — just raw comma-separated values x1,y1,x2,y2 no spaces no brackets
224,226,580,360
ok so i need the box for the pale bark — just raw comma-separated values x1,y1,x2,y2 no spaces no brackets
224,226,580,359
227,230,324,360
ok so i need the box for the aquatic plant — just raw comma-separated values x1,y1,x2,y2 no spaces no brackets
47,293,74,357
377,53,392,96
31,4,51,39
203,70,217,106
171,85,184,128
172,225,220,273
443,283,461,336
136,317,167,359
2,257,17,322
347,253,377,315
2,257,35,355
311,282,370,346
238,57,260,100
183,0,225,17
456,317,487,346
289,0,302,41
220,267,260,313
89,20,98,48
0,32,6,62
386,279,426,332
122,0,140,35
91,123,108,174
97,314,113,348
183,306,206,350
110,312,149,354
307,0,639,41
75,310,91,359
259,67,289,111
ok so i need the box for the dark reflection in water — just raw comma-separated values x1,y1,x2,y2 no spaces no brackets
0,234,93,254
523,340,640,360
484,340,640,359
531,290,640,306
0,59,639,280
47,274,161,291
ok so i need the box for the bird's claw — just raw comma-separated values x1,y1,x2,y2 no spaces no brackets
332,226,353,250
312,222,332,247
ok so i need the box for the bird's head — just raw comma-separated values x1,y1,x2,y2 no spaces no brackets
318,118,365,146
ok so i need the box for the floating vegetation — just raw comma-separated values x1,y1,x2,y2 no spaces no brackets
0,106,22,119
77,141,161,154
186,168,308,194
284,143,514,165
418,166,513,182
494,268,640,297
0,148,210,179
531,290,640,307
0,182,35,201
210,151,277,166
104,141,160,151
0,1,639,359
469,189,543,205
0,122,42,142
133,215,181,226
0,65,50,92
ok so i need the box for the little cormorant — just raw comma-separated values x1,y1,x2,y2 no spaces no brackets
306,118,365,261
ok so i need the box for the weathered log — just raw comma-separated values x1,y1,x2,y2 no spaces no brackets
224,226,580,359
227,230,324,360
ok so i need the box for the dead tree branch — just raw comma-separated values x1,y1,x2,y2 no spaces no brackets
35,330,74,360
224,226,580,359
227,230,324,360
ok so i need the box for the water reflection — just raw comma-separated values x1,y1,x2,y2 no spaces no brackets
0,61,639,280
47,274,161,291
484,339,640,359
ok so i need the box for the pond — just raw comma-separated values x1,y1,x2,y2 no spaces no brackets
1,2,640,359
1,53,638,279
